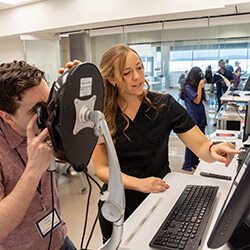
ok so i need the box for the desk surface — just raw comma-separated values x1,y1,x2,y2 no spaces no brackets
216,105,245,121
221,91,250,103
119,172,234,250
210,130,242,148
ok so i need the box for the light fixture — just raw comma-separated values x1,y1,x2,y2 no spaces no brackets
0,0,35,5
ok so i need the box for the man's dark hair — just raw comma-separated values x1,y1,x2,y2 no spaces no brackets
0,60,45,114
219,59,224,65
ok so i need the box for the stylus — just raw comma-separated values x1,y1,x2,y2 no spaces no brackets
200,171,232,181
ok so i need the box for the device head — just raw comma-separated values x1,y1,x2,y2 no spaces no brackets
46,63,104,170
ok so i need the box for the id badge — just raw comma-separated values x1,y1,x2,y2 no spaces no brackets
35,209,62,238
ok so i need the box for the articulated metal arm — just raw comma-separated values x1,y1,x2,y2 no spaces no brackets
75,99,125,250
215,72,233,96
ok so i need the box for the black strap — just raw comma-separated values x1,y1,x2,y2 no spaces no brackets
14,148,42,195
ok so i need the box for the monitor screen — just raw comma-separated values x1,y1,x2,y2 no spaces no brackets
243,100,250,142
243,76,250,91
207,147,250,249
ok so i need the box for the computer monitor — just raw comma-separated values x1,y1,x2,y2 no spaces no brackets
243,76,250,91
207,147,250,249
243,100,250,143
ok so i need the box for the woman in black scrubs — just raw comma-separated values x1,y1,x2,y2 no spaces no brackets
92,44,240,243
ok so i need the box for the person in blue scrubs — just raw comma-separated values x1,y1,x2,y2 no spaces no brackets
180,67,207,171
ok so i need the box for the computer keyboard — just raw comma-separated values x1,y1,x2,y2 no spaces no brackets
228,91,240,96
149,185,219,250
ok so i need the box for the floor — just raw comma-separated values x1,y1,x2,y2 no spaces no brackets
57,88,217,250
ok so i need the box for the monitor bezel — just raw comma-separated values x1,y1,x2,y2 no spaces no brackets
243,76,250,91
242,100,250,143
207,147,250,249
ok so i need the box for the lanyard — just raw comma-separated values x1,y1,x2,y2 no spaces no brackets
0,124,47,211
14,148,47,212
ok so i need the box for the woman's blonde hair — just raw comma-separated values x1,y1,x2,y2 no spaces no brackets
100,44,155,140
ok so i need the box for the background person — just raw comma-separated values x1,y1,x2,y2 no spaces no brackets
0,61,76,250
233,61,241,90
180,67,207,172
205,65,213,84
90,44,240,243
212,59,234,112
178,73,186,88
225,59,234,73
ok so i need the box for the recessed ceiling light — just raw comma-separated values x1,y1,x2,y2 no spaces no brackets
0,0,35,5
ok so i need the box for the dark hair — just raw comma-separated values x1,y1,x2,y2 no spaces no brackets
179,73,185,80
219,59,224,65
0,60,45,114
180,66,206,101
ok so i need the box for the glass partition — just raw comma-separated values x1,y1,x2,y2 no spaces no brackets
22,38,61,88
90,22,250,93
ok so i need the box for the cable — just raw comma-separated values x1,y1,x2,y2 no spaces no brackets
48,171,55,250
80,168,104,249
82,168,103,194
80,172,92,250
234,105,245,120
85,207,101,249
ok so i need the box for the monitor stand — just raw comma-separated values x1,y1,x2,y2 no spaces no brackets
229,210,250,249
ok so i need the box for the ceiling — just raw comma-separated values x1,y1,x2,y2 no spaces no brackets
0,0,42,11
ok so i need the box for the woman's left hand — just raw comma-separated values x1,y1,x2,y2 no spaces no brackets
210,141,242,166
58,59,81,74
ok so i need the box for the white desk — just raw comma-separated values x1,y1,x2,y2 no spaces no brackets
194,130,243,178
209,130,242,148
215,105,245,130
119,172,233,250
221,91,250,103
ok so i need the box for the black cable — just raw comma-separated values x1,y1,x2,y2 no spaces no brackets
82,168,103,194
84,207,101,249
48,171,55,250
234,105,245,120
80,168,104,249
80,172,92,249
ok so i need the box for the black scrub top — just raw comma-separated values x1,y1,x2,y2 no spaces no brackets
109,92,196,219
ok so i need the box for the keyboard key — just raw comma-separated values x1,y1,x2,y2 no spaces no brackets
149,185,218,250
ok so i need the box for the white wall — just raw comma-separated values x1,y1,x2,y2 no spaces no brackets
0,37,23,62
0,0,249,39
1,0,250,68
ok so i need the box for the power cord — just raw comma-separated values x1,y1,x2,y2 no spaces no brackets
80,168,103,250
80,172,92,249
234,104,245,120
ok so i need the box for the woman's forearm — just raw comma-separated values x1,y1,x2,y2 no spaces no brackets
193,86,203,104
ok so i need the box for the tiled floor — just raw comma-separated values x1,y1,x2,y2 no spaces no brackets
57,88,217,249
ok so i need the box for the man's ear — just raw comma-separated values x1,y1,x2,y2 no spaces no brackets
0,110,14,126
108,77,116,87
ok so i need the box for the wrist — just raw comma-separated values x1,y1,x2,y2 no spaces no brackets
24,165,44,181
134,178,142,192
209,142,215,153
